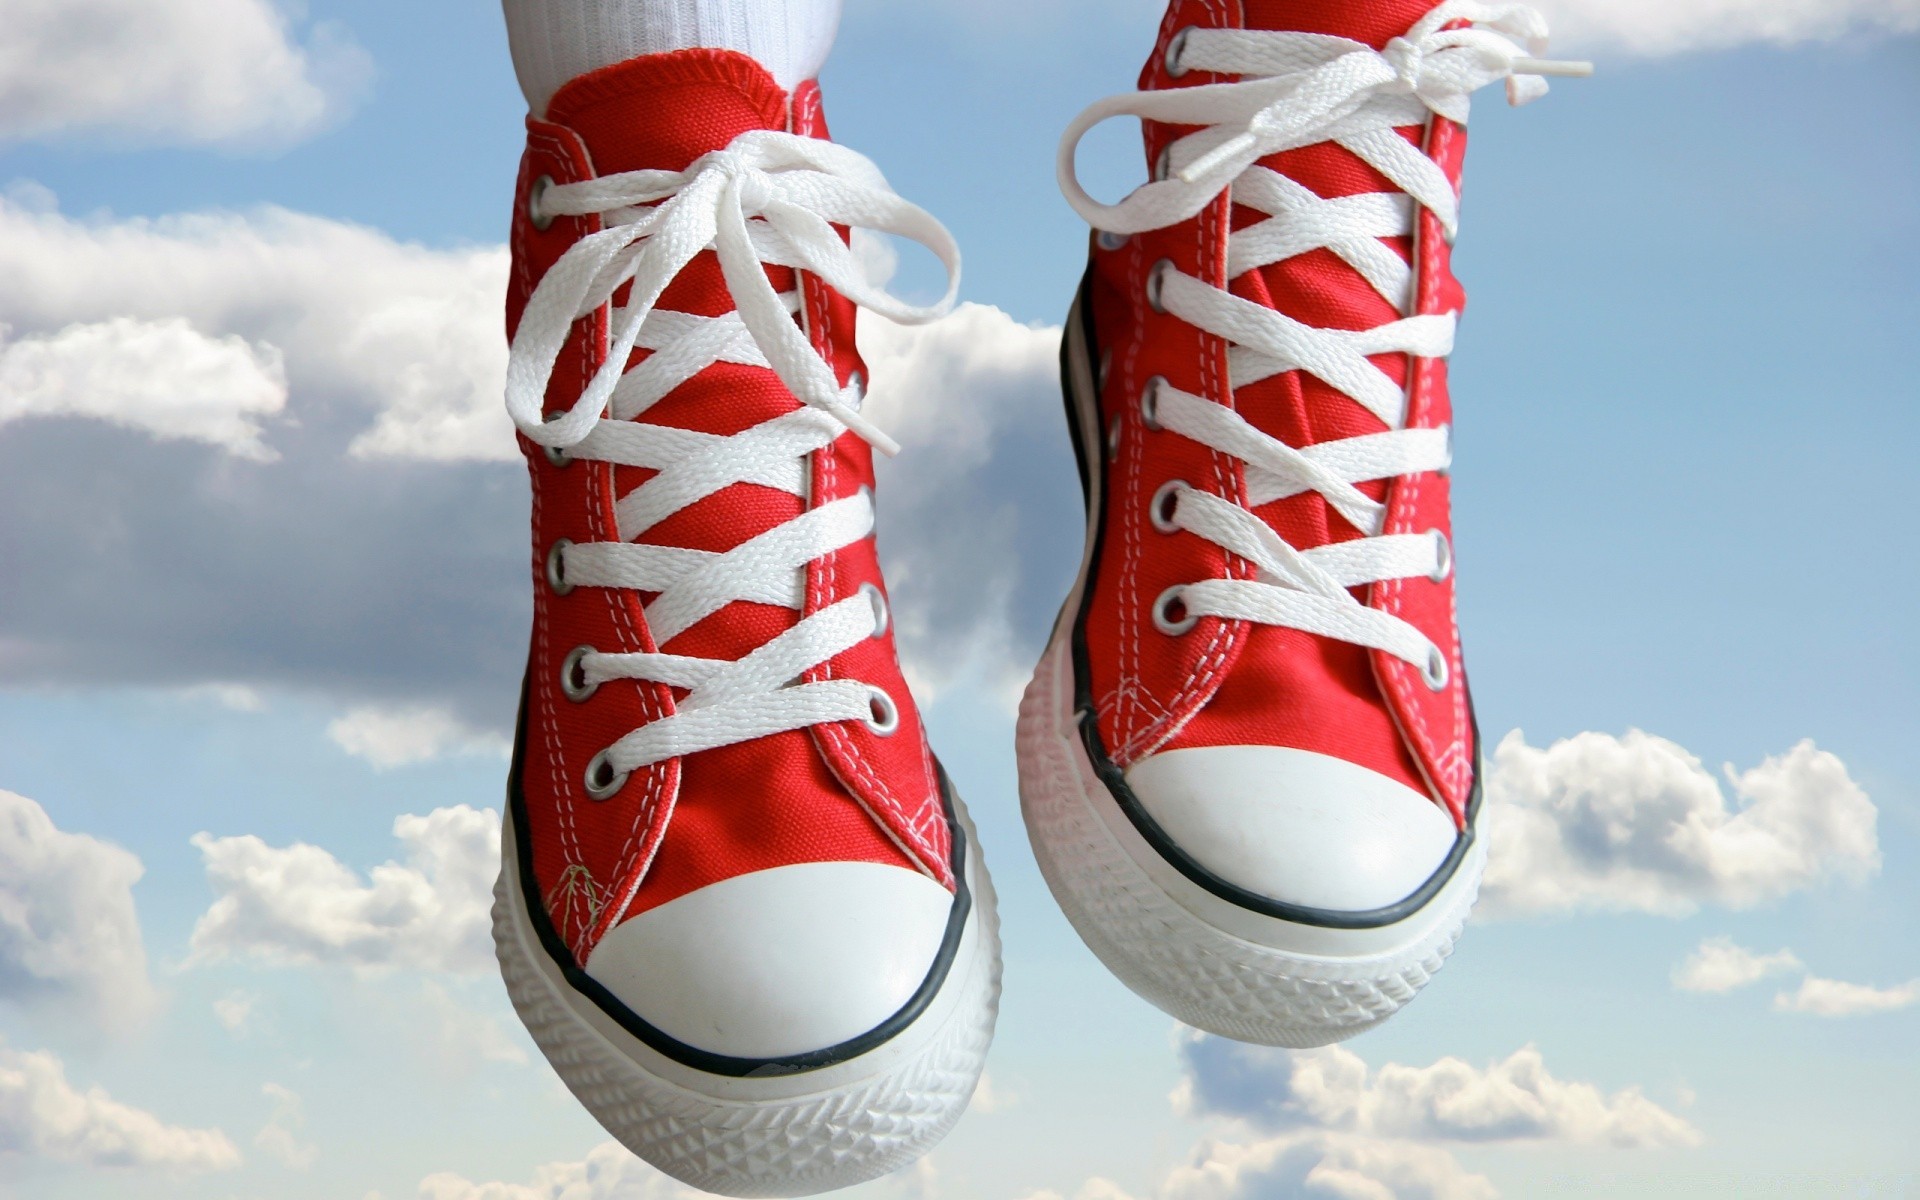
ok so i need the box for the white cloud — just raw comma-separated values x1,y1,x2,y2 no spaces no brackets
1478,731,1878,917
859,302,1070,702
0,1038,240,1172
328,705,512,770
181,683,268,712
970,1070,1017,1114
0,191,512,464
0,190,1080,732
0,0,368,146
1773,975,1920,1017
1672,937,1803,993
1161,1132,1497,1200
419,1140,694,1200
0,317,287,459
0,789,156,1023
212,989,257,1036
1532,0,1920,56
1671,937,1919,1016
188,805,498,974
417,981,530,1069
1177,1033,1698,1150
1146,1032,1701,1200
254,1083,318,1170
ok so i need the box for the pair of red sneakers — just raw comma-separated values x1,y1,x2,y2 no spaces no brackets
488,1,1584,1194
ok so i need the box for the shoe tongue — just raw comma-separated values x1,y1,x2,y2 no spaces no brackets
1238,0,1439,48
544,48,790,174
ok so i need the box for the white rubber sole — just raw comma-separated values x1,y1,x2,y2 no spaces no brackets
1015,284,1482,1048
493,798,1001,1197
1017,636,1480,1047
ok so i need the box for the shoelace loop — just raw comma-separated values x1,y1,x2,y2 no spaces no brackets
1057,1,1586,683
1058,0,1589,236
508,128,960,458
503,129,959,786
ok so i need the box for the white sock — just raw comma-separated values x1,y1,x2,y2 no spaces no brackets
503,0,843,115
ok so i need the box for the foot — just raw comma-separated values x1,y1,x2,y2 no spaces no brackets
489,49,999,1196
1020,0,1584,1046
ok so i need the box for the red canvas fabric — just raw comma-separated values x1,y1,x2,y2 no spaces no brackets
507,50,951,965
1082,0,1475,824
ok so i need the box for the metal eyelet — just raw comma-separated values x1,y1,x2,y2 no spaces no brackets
528,175,557,231
584,749,628,801
1152,145,1174,183
1165,26,1194,78
1146,259,1174,313
858,582,889,639
560,645,598,702
542,412,571,467
1150,479,1187,533
1097,230,1131,251
1096,348,1112,392
1140,376,1166,430
1152,586,1198,635
1428,529,1454,582
545,539,574,595
863,687,900,735
1423,646,1450,691
1105,414,1124,461
845,369,866,401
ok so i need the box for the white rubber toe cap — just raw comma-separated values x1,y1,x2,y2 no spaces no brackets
582,861,956,1061
1124,745,1460,914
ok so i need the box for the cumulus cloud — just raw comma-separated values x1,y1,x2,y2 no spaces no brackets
0,191,528,730
212,989,258,1036
0,318,287,459
187,805,497,974
0,189,1075,729
253,1083,318,1170
1132,1032,1702,1200
0,0,369,146
1176,1033,1699,1150
1160,1132,1497,1200
416,982,530,1070
1478,731,1878,918
0,789,156,1024
970,1070,1017,1114
1773,975,1920,1017
861,303,1081,702
0,1038,240,1172
1672,937,1803,994
418,1140,694,1200
1533,0,1920,56
328,705,512,770
1671,936,1919,1017
0,192,511,463
181,683,268,712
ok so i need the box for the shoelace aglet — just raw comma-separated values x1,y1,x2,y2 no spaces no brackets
1511,56,1594,78
825,399,902,458
1176,133,1255,185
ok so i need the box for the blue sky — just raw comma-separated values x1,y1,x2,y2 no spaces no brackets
1,1,1917,1198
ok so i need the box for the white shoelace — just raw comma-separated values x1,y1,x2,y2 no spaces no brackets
504,129,959,793
1057,0,1587,688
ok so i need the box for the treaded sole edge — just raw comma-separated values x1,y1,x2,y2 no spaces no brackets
1016,636,1480,1048
493,798,1002,1198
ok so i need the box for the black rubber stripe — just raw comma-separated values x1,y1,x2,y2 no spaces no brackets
1058,264,1482,931
506,673,973,1078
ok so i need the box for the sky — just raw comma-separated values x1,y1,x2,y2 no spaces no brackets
0,1,1917,1198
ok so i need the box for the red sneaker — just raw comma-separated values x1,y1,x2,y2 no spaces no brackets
488,50,999,1195
1020,1,1585,1045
